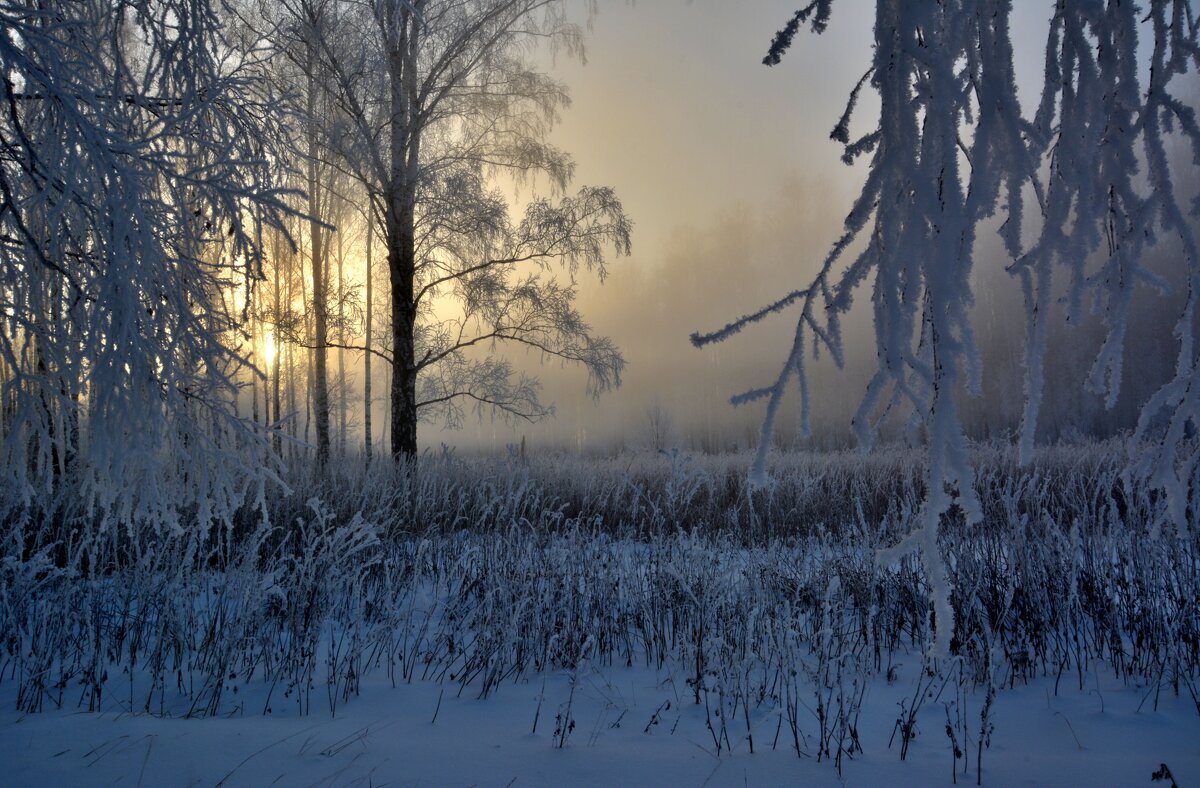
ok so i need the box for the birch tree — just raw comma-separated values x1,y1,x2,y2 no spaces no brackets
276,0,630,461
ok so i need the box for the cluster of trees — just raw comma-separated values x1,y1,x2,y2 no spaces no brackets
253,0,630,465
0,0,630,522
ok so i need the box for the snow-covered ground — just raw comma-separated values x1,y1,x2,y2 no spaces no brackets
3,657,1196,787
3,449,1197,786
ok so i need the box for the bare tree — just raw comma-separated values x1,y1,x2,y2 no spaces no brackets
273,0,631,461
644,398,674,453
301,1,334,467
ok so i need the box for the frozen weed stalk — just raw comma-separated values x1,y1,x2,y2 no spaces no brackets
0,444,1197,782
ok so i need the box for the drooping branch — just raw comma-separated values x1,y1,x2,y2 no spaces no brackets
0,0,299,527
696,0,1200,654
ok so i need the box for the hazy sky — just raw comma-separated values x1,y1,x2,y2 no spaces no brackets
424,2,1102,453
423,2,862,451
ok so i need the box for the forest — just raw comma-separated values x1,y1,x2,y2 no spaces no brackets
1,1,1199,785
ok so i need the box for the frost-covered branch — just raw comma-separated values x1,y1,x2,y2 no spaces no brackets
0,0,298,531
697,0,1200,654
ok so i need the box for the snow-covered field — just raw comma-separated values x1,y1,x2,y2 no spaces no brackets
3,657,1197,786
2,446,1197,786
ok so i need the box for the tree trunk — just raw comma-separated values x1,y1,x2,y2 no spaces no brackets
272,230,283,454
286,217,298,461
386,14,420,462
383,344,391,454
337,225,346,457
364,215,373,464
307,31,330,468
301,241,311,448
250,280,260,426
387,197,418,460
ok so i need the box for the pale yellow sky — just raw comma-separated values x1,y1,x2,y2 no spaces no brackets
543,0,878,253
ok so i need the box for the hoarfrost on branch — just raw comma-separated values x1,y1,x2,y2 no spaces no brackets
694,0,1200,654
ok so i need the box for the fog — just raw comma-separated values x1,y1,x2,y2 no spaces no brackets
411,2,1174,454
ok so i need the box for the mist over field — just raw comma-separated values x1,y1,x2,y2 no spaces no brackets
444,176,1196,454
408,1,1198,454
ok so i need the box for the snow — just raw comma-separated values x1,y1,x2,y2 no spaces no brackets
3,656,1196,786
2,445,1197,787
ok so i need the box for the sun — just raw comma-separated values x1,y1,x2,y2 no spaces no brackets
263,331,278,369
